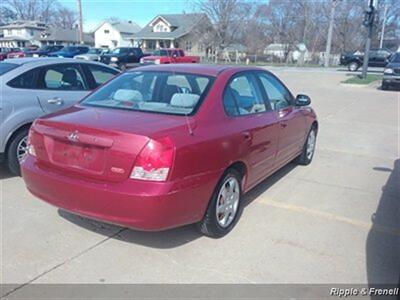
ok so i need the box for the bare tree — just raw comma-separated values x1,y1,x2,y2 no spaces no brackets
1,0,76,28
196,0,247,50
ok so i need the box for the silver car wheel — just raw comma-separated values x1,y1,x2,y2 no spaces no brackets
216,177,240,228
17,135,28,162
306,130,316,160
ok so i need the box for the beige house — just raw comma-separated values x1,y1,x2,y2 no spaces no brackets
134,13,211,57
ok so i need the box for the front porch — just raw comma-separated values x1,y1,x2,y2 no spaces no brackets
138,39,180,52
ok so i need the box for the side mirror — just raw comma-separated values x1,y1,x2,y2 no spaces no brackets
295,94,311,106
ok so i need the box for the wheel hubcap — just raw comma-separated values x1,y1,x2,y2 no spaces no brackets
17,136,28,162
306,130,316,160
216,177,240,228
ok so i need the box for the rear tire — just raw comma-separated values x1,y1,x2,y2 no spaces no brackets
297,126,317,166
7,128,29,176
381,82,389,90
348,62,359,72
197,169,243,238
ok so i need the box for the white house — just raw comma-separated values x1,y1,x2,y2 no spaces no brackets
0,20,46,47
94,20,141,49
264,43,311,63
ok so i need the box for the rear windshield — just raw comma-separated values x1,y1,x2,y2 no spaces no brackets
82,71,214,115
0,62,19,76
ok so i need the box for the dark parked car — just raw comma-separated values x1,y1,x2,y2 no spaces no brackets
340,49,392,71
48,46,89,58
100,47,148,70
21,64,318,237
382,52,400,90
25,45,64,57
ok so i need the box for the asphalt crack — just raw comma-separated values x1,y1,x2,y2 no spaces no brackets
1,227,127,299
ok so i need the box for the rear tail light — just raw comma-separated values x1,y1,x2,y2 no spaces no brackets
27,128,36,157
130,138,174,182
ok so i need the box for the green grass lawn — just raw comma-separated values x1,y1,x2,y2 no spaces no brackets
341,74,382,85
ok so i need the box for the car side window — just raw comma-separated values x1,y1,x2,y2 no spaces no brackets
86,64,118,87
40,65,87,90
223,74,267,116
257,73,292,110
7,68,39,89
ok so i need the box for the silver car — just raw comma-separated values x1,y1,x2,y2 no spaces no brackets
0,57,119,175
74,48,106,61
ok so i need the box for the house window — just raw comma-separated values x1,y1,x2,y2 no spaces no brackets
185,41,192,52
17,29,22,35
104,29,109,34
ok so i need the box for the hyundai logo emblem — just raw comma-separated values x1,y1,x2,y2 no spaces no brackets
68,131,79,142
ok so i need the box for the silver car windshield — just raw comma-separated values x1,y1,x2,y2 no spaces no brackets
82,71,213,115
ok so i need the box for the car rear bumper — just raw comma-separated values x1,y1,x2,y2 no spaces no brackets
383,75,400,85
21,156,221,231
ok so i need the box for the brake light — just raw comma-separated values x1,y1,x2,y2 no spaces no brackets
130,138,174,181
27,128,36,157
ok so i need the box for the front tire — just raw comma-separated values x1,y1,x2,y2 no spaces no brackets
381,81,389,90
297,126,317,165
7,128,29,176
348,62,359,72
197,169,243,238
119,63,127,71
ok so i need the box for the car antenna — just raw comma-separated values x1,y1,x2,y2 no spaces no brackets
185,113,194,136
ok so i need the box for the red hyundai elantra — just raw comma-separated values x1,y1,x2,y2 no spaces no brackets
21,64,318,238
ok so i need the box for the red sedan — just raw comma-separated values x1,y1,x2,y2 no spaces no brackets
21,64,318,238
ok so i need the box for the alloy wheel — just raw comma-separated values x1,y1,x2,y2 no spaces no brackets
306,130,316,160
17,135,28,162
215,177,240,228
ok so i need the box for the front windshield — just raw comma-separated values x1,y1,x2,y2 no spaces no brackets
82,71,213,115
0,62,19,76
111,48,127,54
390,53,400,63
88,48,101,54
63,46,76,52
38,46,51,51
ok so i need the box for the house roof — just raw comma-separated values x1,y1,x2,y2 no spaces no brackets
0,20,46,30
135,13,206,40
0,35,30,41
36,27,94,44
93,20,141,34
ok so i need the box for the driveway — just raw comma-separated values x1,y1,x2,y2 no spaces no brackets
1,68,399,293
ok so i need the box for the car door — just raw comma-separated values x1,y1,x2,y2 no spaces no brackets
368,50,380,67
223,73,279,186
257,72,307,167
34,63,90,114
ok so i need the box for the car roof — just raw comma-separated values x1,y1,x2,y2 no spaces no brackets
2,57,119,71
130,64,264,77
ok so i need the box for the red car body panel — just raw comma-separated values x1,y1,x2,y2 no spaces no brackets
22,64,317,231
141,48,200,64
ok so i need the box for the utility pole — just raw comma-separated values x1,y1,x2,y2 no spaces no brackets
361,0,375,79
324,0,338,68
76,0,84,44
379,4,388,49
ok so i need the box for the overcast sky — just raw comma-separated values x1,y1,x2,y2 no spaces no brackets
59,0,195,31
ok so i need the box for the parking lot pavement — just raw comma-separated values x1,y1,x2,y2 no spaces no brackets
1,69,399,292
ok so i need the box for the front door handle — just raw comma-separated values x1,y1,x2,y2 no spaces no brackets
280,122,288,128
47,97,63,105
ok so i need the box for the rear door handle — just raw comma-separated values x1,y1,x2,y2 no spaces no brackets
280,122,288,128
47,97,63,105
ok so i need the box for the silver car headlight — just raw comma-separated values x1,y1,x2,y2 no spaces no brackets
384,68,393,74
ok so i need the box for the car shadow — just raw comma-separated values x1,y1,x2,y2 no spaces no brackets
59,162,298,249
366,159,400,294
0,163,16,180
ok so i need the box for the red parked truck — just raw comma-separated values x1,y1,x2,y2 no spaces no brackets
140,48,200,65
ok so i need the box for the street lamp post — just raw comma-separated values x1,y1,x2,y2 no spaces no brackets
361,0,375,79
